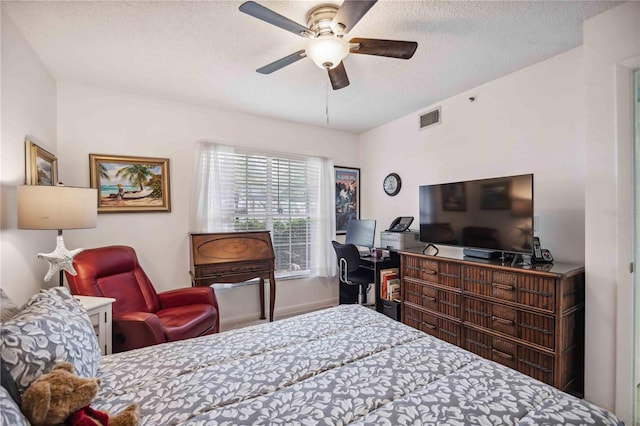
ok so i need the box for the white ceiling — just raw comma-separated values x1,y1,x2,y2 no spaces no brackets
2,0,621,134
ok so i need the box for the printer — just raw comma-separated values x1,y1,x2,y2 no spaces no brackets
380,230,422,251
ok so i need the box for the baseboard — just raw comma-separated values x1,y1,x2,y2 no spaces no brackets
220,297,338,331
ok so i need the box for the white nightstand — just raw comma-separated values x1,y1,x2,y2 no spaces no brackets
75,296,116,355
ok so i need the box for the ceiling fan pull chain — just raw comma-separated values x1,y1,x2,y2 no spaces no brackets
326,81,330,125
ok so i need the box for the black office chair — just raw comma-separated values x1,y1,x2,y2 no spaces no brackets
332,241,374,305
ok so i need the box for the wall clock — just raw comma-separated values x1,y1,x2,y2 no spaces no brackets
383,173,401,196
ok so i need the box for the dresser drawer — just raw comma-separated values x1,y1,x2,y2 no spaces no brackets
402,256,439,283
463,267,556,312
518,276,555,312
462,266,492,295
438,262,462,288
404,281,461,318
464,296,555,350
464,328,554,386
403,305,462,346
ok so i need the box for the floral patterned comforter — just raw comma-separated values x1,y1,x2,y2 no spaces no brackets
94,305,622,425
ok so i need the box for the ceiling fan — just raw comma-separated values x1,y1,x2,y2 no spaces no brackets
239,0,418,90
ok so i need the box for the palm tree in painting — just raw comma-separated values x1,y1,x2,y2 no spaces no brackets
99,163,109,180
115,164,154,191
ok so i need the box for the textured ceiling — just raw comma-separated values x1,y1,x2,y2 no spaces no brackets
2,1,621,133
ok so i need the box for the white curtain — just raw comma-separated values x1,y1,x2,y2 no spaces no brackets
308,155,337,277
191,140,336,278
191,142,236,233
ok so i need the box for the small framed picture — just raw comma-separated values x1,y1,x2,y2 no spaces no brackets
89,153,171,213
481,181,511,209
25,139,58,186
335,166,360,234
441,182,466,211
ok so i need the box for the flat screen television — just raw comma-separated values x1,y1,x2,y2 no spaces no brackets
419,174,533,254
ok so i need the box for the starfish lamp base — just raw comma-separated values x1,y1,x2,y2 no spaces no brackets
37,231,84,283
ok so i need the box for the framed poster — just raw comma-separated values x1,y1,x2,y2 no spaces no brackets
335,166,360,234
25,139,58,186
89,154,171,213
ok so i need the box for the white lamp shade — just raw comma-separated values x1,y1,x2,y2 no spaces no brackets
17,186,97,230
306,35,349,70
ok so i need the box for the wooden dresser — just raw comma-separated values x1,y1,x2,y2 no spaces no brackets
189,231,276,321
400,250,584,394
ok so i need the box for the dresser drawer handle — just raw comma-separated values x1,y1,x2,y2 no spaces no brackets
465,338,490,350
492,316,515,326
423,296,437,302
406,290,420,297
440,328,458,338
440,272,459,278
519,358,552,373
406,315,421,323
492,349,514,360
466,308,491,318
492,283,515,291
422,322,436,330
423,270,437,275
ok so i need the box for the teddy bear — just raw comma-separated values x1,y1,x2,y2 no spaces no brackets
21,362,140,426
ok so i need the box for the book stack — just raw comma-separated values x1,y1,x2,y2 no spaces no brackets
380,268,399,301
386,278,400,301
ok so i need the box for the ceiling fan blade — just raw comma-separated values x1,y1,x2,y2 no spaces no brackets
332,0,377,34
328,62,350,90
349,38,418,59
239,1,312,38
257,50,307,74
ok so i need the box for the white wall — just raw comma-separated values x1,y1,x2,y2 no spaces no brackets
357,4,639,421
583,2,640,423
0,9,58,303
359,47,585,264
56,82,359,327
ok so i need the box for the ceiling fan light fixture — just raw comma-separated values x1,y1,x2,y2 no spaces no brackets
306,35,349,70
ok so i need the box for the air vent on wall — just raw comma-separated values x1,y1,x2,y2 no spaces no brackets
419,107,441,130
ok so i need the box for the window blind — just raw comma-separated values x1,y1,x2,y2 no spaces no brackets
212,150,320,276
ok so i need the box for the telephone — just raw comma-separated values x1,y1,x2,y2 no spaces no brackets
532,237,553,263
388,216,414,232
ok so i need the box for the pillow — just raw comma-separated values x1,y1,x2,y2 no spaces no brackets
0,287,100,394
0,386,29,426
0,288,21,322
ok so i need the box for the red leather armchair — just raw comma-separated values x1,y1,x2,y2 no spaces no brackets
65,245,219,353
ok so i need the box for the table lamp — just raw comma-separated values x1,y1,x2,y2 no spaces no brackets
17,185,97,284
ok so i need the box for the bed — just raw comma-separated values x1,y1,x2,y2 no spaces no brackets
0,288,624,425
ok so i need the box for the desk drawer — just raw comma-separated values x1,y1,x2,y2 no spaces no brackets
194,261,272,278
382,299,400,321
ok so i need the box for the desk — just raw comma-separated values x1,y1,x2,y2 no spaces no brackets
358,254,400,314
189,231,276,321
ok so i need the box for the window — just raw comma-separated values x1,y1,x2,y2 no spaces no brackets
193,142,336,278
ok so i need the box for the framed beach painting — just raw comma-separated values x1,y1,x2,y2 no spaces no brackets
335,166,360,234
25,139,58,186
89,154,171,213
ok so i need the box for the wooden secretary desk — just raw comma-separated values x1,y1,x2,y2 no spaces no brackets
189,231,277,321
